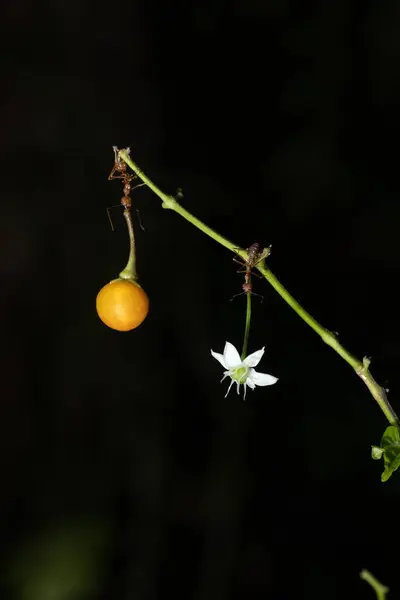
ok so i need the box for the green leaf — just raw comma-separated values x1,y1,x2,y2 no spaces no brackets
381,424,400,446
372,425,400,482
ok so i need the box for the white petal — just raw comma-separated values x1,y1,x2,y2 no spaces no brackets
246,377,256,390
211,349,228,369
223,342,242,369
243,346,265,367
248,368,278,387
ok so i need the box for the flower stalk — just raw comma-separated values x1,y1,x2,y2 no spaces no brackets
241,292,252,361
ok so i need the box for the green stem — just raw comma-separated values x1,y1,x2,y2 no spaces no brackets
118,208,138,281
241,292,252,360
119,150,240,255
256,265,398,425
118,149,399,425
360,570,389,600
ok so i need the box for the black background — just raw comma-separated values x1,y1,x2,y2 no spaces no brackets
1,1,400,599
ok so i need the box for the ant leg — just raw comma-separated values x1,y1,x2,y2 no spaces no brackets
251,270,264,279
105,205,125,231
250,254,272,279
135,209,146,232
108,166,125,180
251,292,264,303
112,146,119,161
229,291,245,302
106,207,115,231
249,248,272,275
232,257,246,269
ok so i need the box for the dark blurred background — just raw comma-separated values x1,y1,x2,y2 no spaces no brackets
1,1,400,599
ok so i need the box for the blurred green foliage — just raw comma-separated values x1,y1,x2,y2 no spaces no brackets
7,516,111,600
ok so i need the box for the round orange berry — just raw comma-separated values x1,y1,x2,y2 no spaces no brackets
96,278,149,331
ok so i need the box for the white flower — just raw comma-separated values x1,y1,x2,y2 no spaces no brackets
211,341,278,400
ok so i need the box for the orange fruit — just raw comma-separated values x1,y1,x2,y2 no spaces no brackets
96,278,149,331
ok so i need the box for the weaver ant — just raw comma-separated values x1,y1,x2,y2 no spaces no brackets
230,242,271,302
106,146,145,231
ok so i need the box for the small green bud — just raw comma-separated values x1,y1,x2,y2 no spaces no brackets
371,446,384,460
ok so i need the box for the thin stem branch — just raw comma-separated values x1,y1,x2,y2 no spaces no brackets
241,292,252,361
118,149,399,425
360,570,389,600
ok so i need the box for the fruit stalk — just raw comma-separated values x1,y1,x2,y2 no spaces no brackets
119,208,138,282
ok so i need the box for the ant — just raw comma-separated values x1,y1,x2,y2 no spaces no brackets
107,146,145,231
230,242,271,302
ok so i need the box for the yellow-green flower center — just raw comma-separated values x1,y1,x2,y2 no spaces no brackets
230,366,249,384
